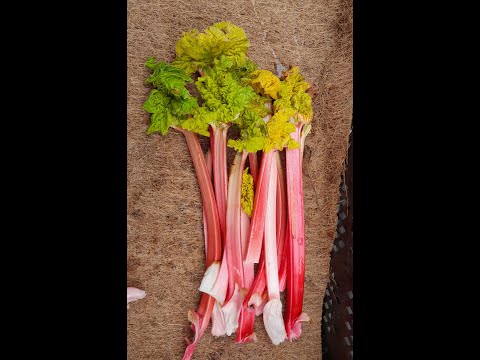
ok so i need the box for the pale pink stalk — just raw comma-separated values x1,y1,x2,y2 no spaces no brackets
244,108,273,264
241,211,254,288
222,151,247,335
285,123,310,341
244,151,274,264
235,200,257,343
210,125,229,244
243,153,288,311
206,126,231,338
262,152,287,345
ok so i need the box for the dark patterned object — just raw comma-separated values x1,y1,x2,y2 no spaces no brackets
321,137,353,359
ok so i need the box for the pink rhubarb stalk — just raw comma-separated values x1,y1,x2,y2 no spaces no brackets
201,149,228,336
278,222,289,292
285,123,310,341
222,151,248,335
235,209,256,343
244,150,274,264
210,125,229,243
243,152,288,312
202,149,213,256
205,126,231,338
275,151,288,288
275,151,288,282
243,246,267,313
180,129,222,360
262,152,287,345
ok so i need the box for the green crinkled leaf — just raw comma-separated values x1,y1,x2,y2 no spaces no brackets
245,94,271,119
193,59,256,129
226,87,271,153
227,135,265,153
145,58,193,95
274,66,313,124
143,59,199,136
143,89,169,114
227,103,267,153
263,108,298,152
291,91,313,121
181,107,212,137
147,110,174,136
232,58,258,85
170,94,198,116
172,22,250,75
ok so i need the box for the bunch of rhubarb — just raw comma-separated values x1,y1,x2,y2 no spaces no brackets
143,22,314,359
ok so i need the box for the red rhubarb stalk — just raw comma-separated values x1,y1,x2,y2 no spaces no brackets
198,146,228,338
198,149,228,310
182,129,222,265
210,125,229,244
180,129,222,360
276,152,288,292
275,151,287,278
278,222,289,292
285,124,310,341
202,149,213,257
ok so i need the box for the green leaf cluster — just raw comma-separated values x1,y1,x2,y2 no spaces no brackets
143,58,198,135
142,23,313,151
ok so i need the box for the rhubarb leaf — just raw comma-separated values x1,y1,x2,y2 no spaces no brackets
274,66,313,124
263,108,299,152
249,70,281,99
188,57,256,133
143,60,199,135
173,22,250,75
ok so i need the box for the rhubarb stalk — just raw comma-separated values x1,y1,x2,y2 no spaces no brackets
276,66,313,341
235,167,257,343
262,152,287,345
210,124,229,243
181,129,223,360
244,152,288,312
244,151,274,264
221,151,247,335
